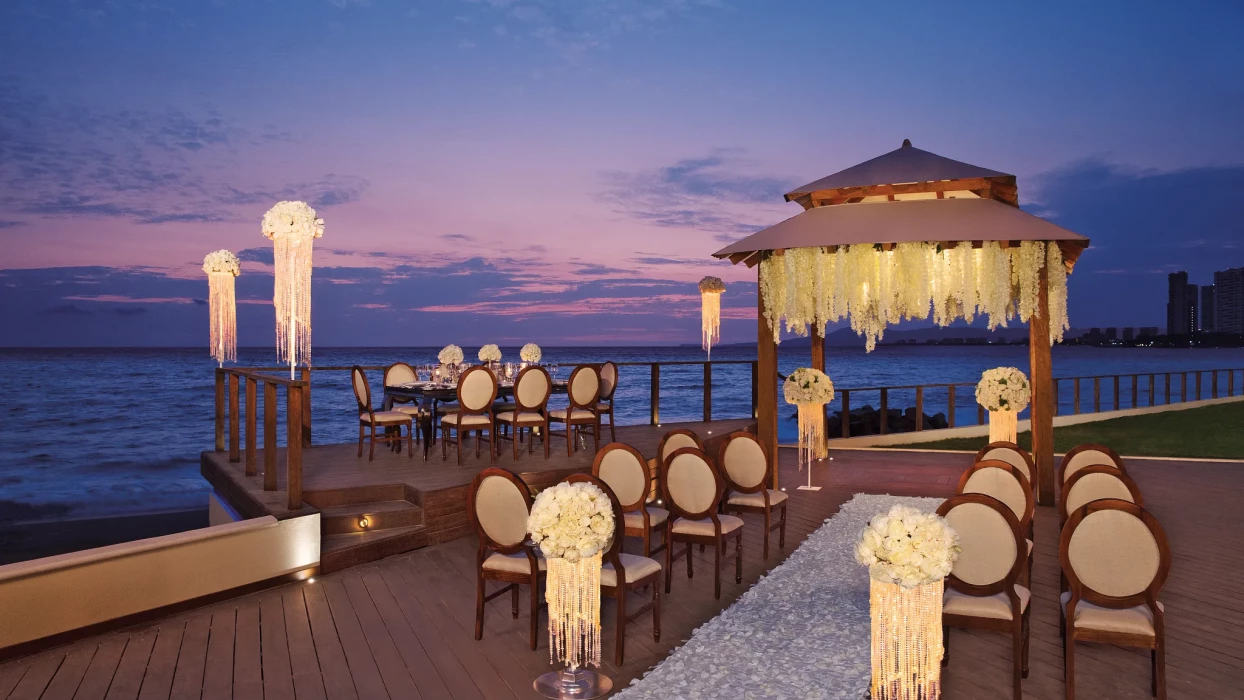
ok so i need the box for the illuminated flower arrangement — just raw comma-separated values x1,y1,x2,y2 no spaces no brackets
759,241,1069,351
975,367,1031,413
262,201,324,378
202,250,240,366
855,505,960,587
478,344,502,363
698,276,726,358
784,368,834,471
438,344,464,365
520,343,542,363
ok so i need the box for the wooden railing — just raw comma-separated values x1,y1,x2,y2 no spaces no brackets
611,361,757,425
214,367,311,510
829,367,1243,438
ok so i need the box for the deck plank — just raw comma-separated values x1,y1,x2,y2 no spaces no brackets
36,643,96,700
258,595,295,700
231,601,263,700
198,610,234,700
302,585,359,700
6,652,63,700
337,574,422,699
135,622,185,700
319,580,388,700
281,589,327,700
168,614,210,700
357,568,454,699
102,630,155,700
70,637,127,700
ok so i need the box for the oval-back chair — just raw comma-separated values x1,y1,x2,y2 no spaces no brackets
597,361,619,442
648,429,705,503
957,460,1036,584
1060,465,1143,526
718,431,787,560
662,447,742,600
496,365,552,460
549,365,601,456
468,468,543,650
1059,443,1126,487
352,365,413,460
975,442,1036,488
593,443,667,557
441,366,498,465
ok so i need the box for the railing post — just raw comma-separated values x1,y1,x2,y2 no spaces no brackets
228,373,240,463
1073,378,1081,415
879,388,889,435
1051,380,1058,417
1195,371,1202,401
977,401,985,426
1112,376,1119,411
703,362,712,422
750,361,758,419
1212,370,1219,399
650,364,660,426
287,384,303,510
1230,370,1236,397
914,386,924,431
1181,372,1187,402
841,390,850,437
245,377,257,476
947,385,956,427
1131,375,1138,408
1149,374,1155,406
264,381,277,491
1164,373,1171,404
300,367,312,447
1093,377,1101,413
214,369,225,452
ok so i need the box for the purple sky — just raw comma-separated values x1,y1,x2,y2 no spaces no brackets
2,0,1243,346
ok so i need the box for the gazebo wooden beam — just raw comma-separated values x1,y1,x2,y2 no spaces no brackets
805,177,1019,208
757,255,779,489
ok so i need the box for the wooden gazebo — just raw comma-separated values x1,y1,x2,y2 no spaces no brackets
713,140,1089,505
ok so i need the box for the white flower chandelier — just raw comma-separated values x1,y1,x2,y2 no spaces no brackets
202,250,240,367
698,276,726,358
759,241,1070,351
262,201,323,378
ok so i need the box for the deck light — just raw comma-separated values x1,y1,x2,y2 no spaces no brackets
358,516,369,529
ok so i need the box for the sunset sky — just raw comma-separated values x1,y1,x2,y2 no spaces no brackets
2,0,1242,346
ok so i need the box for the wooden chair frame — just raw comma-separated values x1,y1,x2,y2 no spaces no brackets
496,365,552,460
548,365,601,457
1060,499,1171,700
1059,465,1143,526
383,362,424,449
938,493,1031,700
975,441,1036,490
958,460,1035,583
662,447,742,600
718,431,787,560
649,429,706,504
592,443,667,558
468,468,544,650
1058,443,1126,487
353,365,413,461
441,366,499,465
561,473,661,665
596,361,619,443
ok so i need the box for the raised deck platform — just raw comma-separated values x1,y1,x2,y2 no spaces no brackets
201,419,756,572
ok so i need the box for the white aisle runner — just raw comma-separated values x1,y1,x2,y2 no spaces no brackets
615,494,943,700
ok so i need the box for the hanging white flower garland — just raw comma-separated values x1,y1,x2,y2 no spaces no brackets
760,241,1069,351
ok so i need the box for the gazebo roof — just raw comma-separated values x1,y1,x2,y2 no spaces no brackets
712,197,1090,267
784,140,1014,203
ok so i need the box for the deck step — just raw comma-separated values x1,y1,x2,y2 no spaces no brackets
320,525,428,573
319,500,423,535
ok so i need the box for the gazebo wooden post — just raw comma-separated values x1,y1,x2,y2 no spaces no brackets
1029,265,1055,505
811,328,828,446
757,257,780,489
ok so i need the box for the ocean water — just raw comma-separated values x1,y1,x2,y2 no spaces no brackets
1,345,1240,522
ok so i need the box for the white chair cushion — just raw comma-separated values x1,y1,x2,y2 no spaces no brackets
496,410,544,425
623,507,668,530
1027,539,1033,555
393,405,424,416
727,490,788,509
442,413,492,427
944,585,1031,621
595,402,612,412
600,553,662,587
549,409,595,421
1060,592,1162,636
482,551,546,575
672,515,744,537
362,411,412,425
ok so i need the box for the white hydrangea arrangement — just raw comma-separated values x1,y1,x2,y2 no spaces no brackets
478,344,502,363
855,504,961,588
202,249,240,276
528,481,615,561
261,201,324,240
783,367,835,405
438,344,464,365
520,343,542,363
975,366,1031,412
698,276,726,294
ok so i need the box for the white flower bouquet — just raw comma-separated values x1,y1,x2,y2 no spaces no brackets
261,201,324,240
855,505,960,588
698,276,726,294
478,344,502,363
520,343,542,363
528,481,615,561
975,366,1031,412
783,367,835,405
438,344,464,365
202,249,240,276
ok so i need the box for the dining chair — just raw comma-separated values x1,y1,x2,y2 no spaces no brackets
662,447,742,600
718,431,787,560
441,366,499,465
1058,443,1126,487
975,442,1036,490
561,473,661,665
352,365,414,461
1060,465,1143,527
548,365,601,457
938,493,1031,700
957,460,1035,584
593,443,667,557
383,362,424,449
496,365,552,460
596,361,619,443
468,468,544,650
648,429,705,504
1060,499,1171,700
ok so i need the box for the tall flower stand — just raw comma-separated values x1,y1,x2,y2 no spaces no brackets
533,556,611,699
870,578,945,700
988,408,1018,444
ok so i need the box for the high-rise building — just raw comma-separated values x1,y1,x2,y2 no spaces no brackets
1188,283,1199,334
1123,327,1135,342
1105,327,1118,341
1167,272,1190,335
1201,285,1216,332
1140,326,1159,339
1216,267,1244,334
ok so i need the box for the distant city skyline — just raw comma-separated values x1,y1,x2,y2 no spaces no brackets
2,0,1243,347
1166,267,1244,336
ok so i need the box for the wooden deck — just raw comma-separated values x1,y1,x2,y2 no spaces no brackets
5,448,1242,699
201,419,757,571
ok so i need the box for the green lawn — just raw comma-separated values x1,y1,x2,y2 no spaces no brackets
889,400,1244,459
